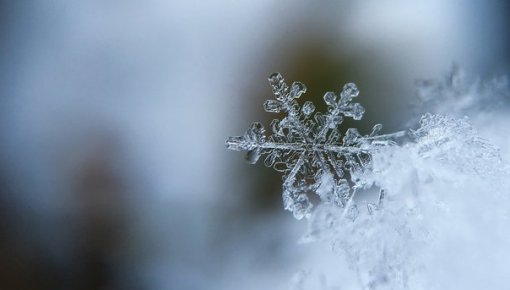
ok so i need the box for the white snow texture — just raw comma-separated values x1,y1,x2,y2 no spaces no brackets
226,71,510,290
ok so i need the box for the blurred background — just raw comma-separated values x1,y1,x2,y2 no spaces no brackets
0,1,508,289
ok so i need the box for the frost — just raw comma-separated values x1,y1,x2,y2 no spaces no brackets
226,73,405,219
410,113,502,175
415,67,510,160
225,72,510,290
300,113,508,290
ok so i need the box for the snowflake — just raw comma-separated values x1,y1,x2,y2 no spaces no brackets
226,73,405,219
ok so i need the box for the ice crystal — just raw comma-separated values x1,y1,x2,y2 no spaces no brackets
226,73,405,219
225,71,510,290
413,68,510,160
300,113,508,290
410,113,502,175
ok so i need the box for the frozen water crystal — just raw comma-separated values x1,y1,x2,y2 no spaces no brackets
226,71,510,290
301,101,315,116
225,73,405,219
290,81,307,99
340,82,359,102
263,100,282,113
323,91,337,105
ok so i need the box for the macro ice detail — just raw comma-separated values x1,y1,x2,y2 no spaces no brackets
225,71,510,290
225,73,405,219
